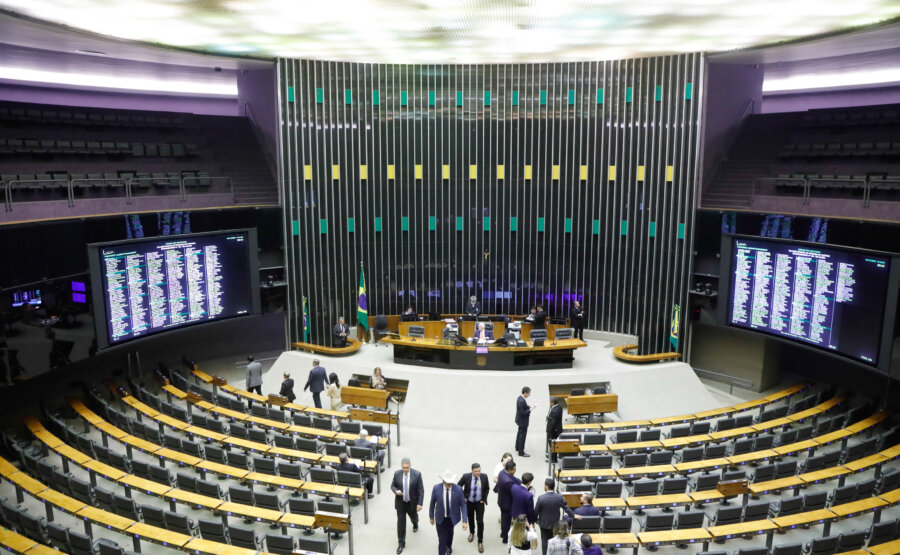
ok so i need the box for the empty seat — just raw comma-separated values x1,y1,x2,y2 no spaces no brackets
593,481,623,498
199,519,228,543
587,455,613,469
866,519,898,546
675,510,705,529
630,479,658,497
638,429,660,441
612,430,638,443
164,511,196,535
622,453,647,467
709,506,742,526
640,512,674,532
734,414,754,427
829,484,857,506
228,524,261,550
229,486,254,505
775,460,797,479
805,535,838,555
704,444,727,459
802,491,828,512
677,447,703,463
730,438,754,456
141,504,165,528
668,425,691,438
582,433,606,445
742,501,770,522
769,495,802,517
714,417,735,432
648,450,672,465
572,515,601,534
690,421,711,435
660,477,687,495
690,473,719,492
265,533,296,555
752,463,776,482
601,515,632,533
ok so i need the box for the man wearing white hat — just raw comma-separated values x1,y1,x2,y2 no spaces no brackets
430,470,468,555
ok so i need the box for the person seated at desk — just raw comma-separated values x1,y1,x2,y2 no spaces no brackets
354,429,386,469
471,322,493,344
573,493,600,517
338,452,374,498
464,295,482,317
332,316,349,347
401,306,418,321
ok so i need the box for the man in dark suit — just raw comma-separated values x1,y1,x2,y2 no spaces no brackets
546,397,563,463
570,301,585,340
464,295,482,317
338,452,373,498
497,459,521,544
353,429,385,468
332,316,349,347
515,386,536,457
573,493,600,517
534,478,575,555
303,358,328,409
429,470,467,555
392,458,424,554
533,305,548,329
509,472,536,524
457,463,489,552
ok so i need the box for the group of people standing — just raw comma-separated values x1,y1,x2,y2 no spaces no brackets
390,453,604,555
245,356,344,409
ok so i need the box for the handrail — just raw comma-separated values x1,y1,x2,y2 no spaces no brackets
693,367,754,395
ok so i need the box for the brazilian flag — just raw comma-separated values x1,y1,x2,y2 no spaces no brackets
302,296,310,342
357,264,368,330
670,304,680,350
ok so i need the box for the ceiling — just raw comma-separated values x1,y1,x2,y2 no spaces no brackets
1,0,900,64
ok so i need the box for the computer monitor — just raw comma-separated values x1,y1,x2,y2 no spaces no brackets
408,325,425,338
71,281,86,293
72,292,87,304
12,289,41,307
555,327,574,340
459,315,476,321
530,329,547,346
427,311,441,321
400,313,419,322
490,315,509,323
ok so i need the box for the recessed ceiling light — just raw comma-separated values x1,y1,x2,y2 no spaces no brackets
74,49,109,56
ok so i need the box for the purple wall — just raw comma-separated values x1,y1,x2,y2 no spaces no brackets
762,85,900,113
237,67,278,173
701,63,765,190
0,83,238,116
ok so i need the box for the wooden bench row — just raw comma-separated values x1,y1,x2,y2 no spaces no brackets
556,409,892,483
563,382,811,432
21,418,355,553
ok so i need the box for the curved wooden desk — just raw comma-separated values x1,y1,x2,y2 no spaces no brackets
612,344,681,363
383,336,586,370
291,337,362,356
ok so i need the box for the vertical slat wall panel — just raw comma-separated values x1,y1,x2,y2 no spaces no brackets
278,55,703,354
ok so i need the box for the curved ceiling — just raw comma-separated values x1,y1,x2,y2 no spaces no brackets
1,0,899,63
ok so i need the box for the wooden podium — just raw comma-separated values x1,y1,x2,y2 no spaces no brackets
566,394,619,416
341,386,390,409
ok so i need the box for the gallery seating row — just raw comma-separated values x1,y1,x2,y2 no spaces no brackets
0,139,198,158
0,104,188,128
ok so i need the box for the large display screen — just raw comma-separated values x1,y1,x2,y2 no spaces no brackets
89,229,260,349
721,236,896,368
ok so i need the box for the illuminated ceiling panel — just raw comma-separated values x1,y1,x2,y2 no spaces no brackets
0,0,899,63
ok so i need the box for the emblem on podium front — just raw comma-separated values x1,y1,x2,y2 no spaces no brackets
476,355,487,367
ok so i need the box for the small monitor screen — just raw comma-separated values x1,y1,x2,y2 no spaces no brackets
72,292,87,304
12,289,41,307
71,281,86,293
475,346,488,354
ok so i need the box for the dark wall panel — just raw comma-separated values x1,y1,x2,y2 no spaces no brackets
278,56,703,353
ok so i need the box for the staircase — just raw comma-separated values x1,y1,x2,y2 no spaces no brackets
203,117,279,206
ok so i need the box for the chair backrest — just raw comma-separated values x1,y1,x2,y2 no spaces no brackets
288,497,316,516
46,522,69,551
363,423,386,437
248,428,269,444
197,478,223,499
752,464,776,482
177,472,198,492
775,460,797,478
229,485,254,504
251,405,268,418
680,447,703,462
594,481,623,498
690,421,711,435
802,491,828,511
614,430,638,443
141,504,165,528
588,455,613,469
715,417,735,431
855,478,876,499
770,544,802,555
95,539,124,555
337,470,364,488
714,506,743,525
742,501,770,521
67,530,94,555
601,515,632,533
674,510,705,529
112,493,138,519
836,530,866,551
638,429,660,441
164,511,193,534
253,456,276,474
309,467,336,483
94,486,114,511
561,455,587,469
644,513,674,531
205,445,226,463
296,437,319,453
649,450,673,465
293,414,313,427
775,496,803,517
732,438,755,456
693,473,719,491
632,479,658,496
807,535,838,555
279,462,302,478
228,451,250,469
734,548,768,555
317,500,345,514
866,519,898,547
339,421,362,434
623,453,647,467
199,519,227,542
572,515,601,533
228,524,259,550
753,435,774,450
830,484,857,505
273,434,295,449
669,425,690,438
68,476,92,503
324,443,346,456
583,433,606,445
704,444,727,459
295,538,329,554
661,477,687,494
255,491,280,510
